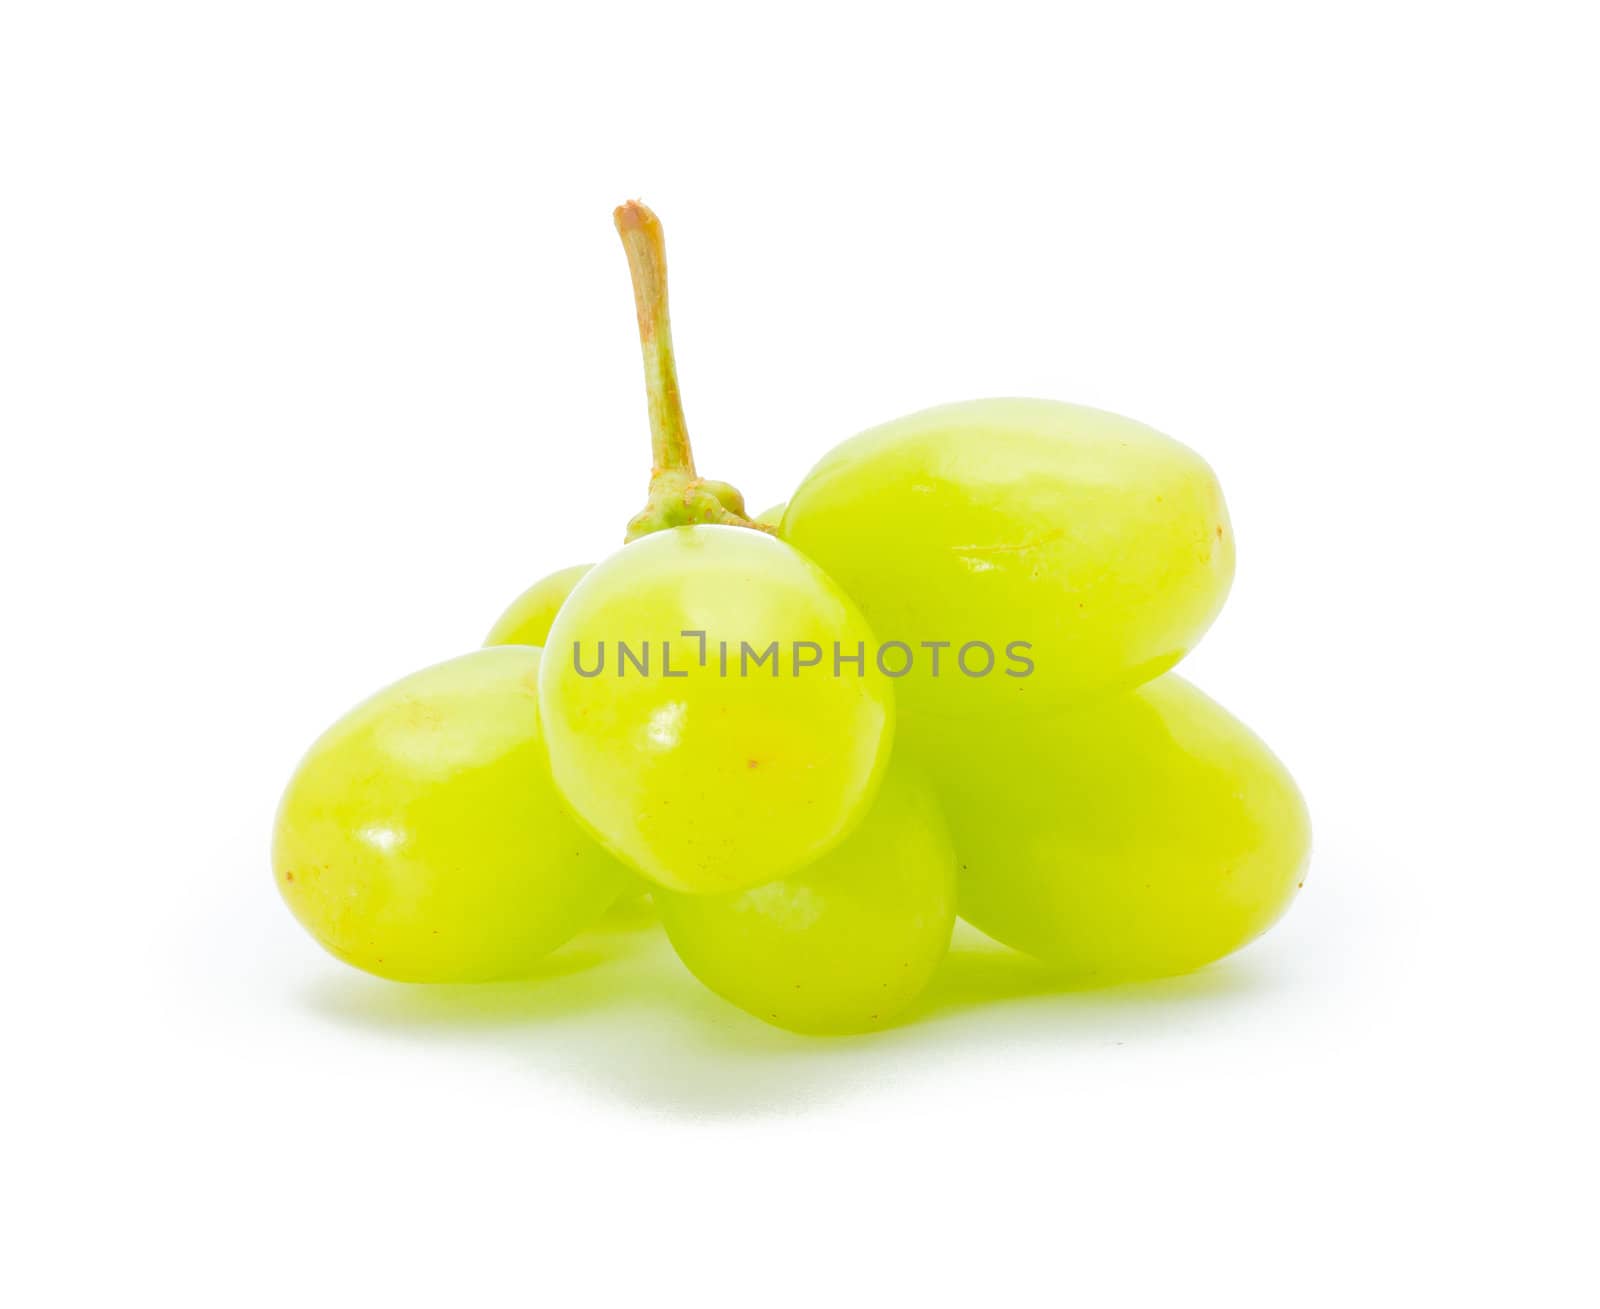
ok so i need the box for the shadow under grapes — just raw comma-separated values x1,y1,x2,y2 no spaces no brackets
297,920,1277,1120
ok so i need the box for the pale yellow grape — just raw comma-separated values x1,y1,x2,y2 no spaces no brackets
538,524,895,895
484,563,591,647
921,675,1309,981
782,398,1233,717
273,647,626,981
657,759,956,1034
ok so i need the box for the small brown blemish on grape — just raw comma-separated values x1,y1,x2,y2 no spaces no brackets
1216,524,1224,539
747,759,759,769
284,871,294,882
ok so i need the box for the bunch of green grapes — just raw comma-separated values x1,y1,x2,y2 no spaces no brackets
272,200,1310,1034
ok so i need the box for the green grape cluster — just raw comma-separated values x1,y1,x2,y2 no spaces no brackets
272,201,1310,1035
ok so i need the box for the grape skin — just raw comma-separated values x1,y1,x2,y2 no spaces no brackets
273,647,627,981
484,563,592,648
483,562,667,928
657,759,956,1034
917,675,1310,982
538,524,895,895
781,398,1234,718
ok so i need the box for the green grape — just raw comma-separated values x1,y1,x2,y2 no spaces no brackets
484,563,591,647
273,646,627,981
753,501,786,528
781,398,1234,718
657,758,956,1034
918,674,1309,982
538,524,895,894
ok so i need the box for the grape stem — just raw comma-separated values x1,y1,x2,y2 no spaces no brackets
613,200,771,542
614,202,695,476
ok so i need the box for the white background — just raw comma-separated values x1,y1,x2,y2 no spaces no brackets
4,2,1596,1304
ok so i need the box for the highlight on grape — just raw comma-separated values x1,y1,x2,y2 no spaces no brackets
567,632,1036,679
